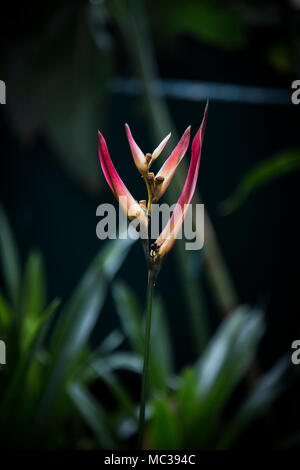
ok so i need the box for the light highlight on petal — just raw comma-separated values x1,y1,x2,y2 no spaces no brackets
125,124,148,173
154,103,208,257
153,126,191,202
98,131,148,229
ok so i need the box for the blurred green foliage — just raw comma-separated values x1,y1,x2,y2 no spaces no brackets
220,149,300,214
1,0,299,451
0,204,292,449
0,203,135,448
158,0,247,49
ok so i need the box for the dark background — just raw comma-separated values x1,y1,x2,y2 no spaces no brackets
0,0,300,448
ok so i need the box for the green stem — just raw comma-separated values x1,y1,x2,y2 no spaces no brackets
138,269,154,449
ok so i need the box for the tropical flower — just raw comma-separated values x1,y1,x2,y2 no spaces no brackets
97,102,208,450
98,103,208,267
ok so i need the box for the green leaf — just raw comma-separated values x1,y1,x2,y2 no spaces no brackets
112,281,168,389
33,237,134,437
0,290,12,330
177,367,198,433
21,251,46,351
0,204,21,307
221,149,300,214
95,370,137,422
0,298,60,429
97,330,125,355
151,295,173,377
22,251,46,319
149,397,180,450
68,382,116,449
29,298,61,355
165,0,247,50
112,281,144,354
218,356,289,449
195,307,265,435
90,352,142,376
80,347,138,423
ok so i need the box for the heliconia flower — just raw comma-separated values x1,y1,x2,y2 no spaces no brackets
98,131,148,230
152,103,208,259
125,124,148,174
152,126,191,202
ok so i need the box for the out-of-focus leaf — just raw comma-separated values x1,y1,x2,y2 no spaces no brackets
21,251,46,351
220,149,300,214
112,281,168,389
195,307,264,435
68,382,116,449
79,345,139,423
0,290,11,329
50,237,134,356
33,237,134,437
96,370,137,422
5,4,111,194
151,295,173,378
164,0,247,49
87,352,142,379
96,330,125,355
22,251,46,318
0,298,60,429
218,356,289,449
176,367,198,434
80,330,125,384
149,397,180,450
235,356,288,421
0,204,21,307
112,281,144,354
28,298,61,355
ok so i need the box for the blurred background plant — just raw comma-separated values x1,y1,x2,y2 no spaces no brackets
0,204,294,449
0,0,300,450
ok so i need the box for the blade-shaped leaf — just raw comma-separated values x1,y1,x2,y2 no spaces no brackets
193,306,265,441
196,307,264,399
217,356,289,449
0,298,60,428
68,382,116,449
0,204,21,307
33,237,134,438
176,367,198,434
22,251,46,318
97,330,125,355
21,251,47,351
220,149,300,214
112,281,168,389
151,295,173,377
0,290,11,330
112,281,144,354
85,352,142,383
95,370,137,422
149,397,180,450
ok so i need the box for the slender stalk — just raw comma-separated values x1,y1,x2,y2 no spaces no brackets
138,269,154,449
142,174,153,214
